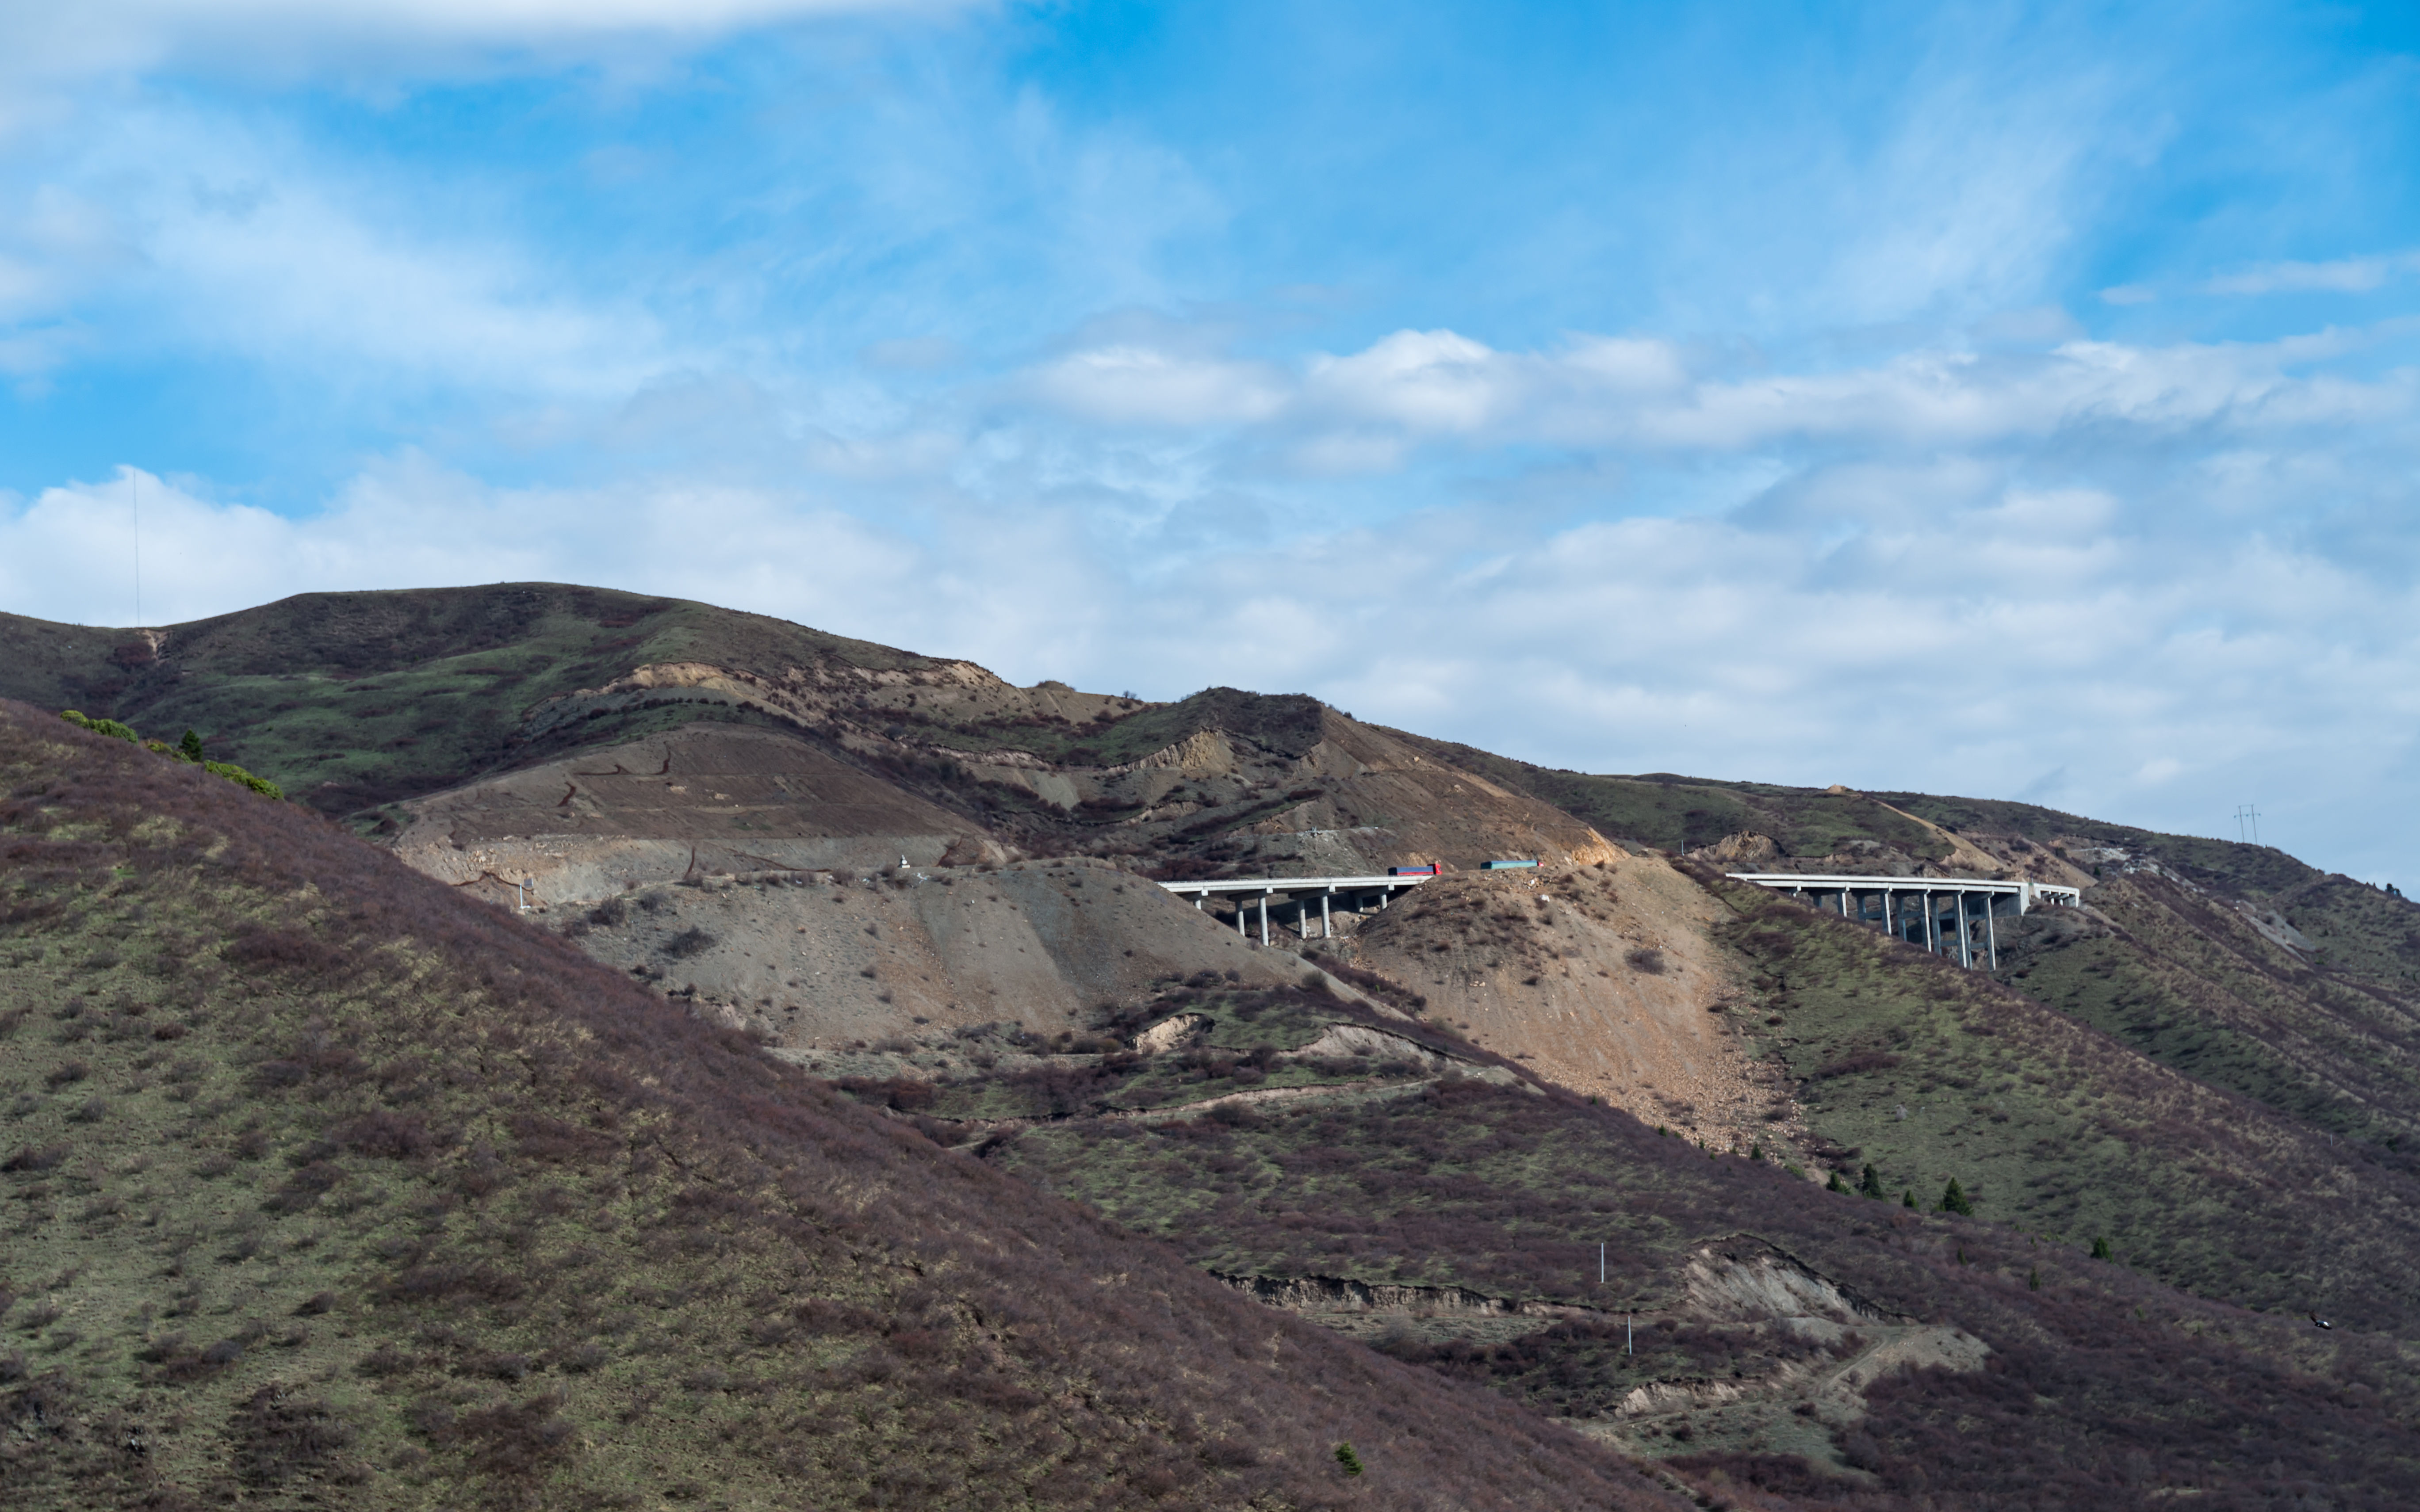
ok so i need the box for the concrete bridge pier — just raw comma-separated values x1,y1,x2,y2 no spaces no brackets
1176,874,1435,948
1736,872,2074,970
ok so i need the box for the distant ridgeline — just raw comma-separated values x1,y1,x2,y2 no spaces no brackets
57,709,284,800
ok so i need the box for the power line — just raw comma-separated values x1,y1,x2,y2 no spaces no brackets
131,468,142,629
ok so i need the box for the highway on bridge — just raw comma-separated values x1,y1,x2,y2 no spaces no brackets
1157,873,1434,945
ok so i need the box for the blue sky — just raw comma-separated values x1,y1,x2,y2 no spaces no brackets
5,1,2420,881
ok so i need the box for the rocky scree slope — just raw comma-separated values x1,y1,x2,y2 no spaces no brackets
559,854,1330,1049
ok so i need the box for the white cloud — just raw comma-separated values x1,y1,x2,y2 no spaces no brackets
1306,330,1520,432
1012,323,2415,466
1025,347,1286,427
0,100,677,396
2202,252,2420,297
1,0,969,83
2094,252,2420,307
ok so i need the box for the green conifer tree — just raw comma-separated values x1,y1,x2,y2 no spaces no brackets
1902,1190,1917,1208
1334,1444,1364,1477
1939,1178,1974,1216
1826,1170,1847,1193
178,729,204,763
2091,1236,2113,1260
1859,1164,1885,1198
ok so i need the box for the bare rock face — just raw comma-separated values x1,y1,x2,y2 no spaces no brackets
1133,1012,1213,1053
1689,832,1782,867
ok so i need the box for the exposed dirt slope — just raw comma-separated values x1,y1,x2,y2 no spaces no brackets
388,723,1000,902
505,666,1619,877
1322,857,1798,1156
563,857,1324,1047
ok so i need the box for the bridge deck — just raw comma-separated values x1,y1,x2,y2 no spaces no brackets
1725,872,2083,970
1156,874,1433,946
1726,872,2081,908
1156,874,1433,897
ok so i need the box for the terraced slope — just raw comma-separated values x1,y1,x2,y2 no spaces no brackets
0,702,1682,1512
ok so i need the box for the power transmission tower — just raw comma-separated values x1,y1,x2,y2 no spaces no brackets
2235,804,2261,845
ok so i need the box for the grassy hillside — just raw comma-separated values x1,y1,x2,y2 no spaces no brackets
1687,866,2420,1333
0,701,1680,1512
20,586,2420,1508
0,587,942,819
1993,873,2420,1150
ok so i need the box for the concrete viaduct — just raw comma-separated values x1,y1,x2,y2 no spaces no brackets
1726,872,2082,970
1154,868,2083,969
1156,874,1432,945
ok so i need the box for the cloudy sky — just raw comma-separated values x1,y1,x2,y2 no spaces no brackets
4,2,2419,881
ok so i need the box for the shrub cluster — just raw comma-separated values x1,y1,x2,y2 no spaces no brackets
57,710,283,800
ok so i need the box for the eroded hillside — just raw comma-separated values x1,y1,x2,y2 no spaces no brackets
1312,857,1796,1156
0,701,1685,1512
560,857,1330,1046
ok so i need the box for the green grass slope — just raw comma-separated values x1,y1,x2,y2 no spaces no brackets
1993,873,2420,1152
0,586,943,821
0,702,1681,1512
1689,866,2420,1333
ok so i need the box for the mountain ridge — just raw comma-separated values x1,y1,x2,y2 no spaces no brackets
15,583,2420,1505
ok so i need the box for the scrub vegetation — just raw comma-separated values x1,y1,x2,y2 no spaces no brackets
889,989,2420,1508
0,704,1673,1512
1688,867,2420,1333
